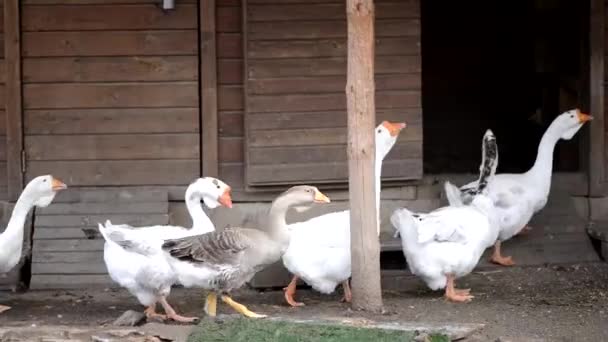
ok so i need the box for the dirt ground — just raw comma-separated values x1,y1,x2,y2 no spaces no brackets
1,263,607,341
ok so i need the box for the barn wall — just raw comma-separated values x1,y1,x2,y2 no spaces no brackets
20,0,201,289
21,0,200,187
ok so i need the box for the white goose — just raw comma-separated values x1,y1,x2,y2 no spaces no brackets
445,109,593,266
391,130,499,302
98,177,232,322
281,121,406,306
0,175,67,314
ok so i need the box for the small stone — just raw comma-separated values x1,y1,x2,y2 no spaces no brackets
91,336,111,342
113,310,147,327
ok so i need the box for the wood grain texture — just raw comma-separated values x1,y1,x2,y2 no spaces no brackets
22,4,197,31
242,0,422,187
4,0,24,200
591,0,607,195
201,0,219,177
345,0,383,311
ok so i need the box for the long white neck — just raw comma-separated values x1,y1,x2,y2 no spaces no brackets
1,191,36,253
185,189,214,233
267,200,291,249
374,151,383,233
526,124,561,197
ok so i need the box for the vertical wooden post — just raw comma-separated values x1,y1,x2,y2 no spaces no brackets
200,0,219,177
346,0,383,311
4,0,24,201
589,0,607,196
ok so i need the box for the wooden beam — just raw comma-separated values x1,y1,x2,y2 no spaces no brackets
589,0,607,196
346,0,383,311
200,0,219,177
4,0,24,201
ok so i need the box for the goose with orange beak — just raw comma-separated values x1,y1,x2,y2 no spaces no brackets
0,175,67,313
281,120,406,307
445,109,593,267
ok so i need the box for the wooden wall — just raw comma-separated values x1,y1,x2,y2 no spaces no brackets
0,1,7,200
21,0,200,187
242,0,422,187
217,0,246,190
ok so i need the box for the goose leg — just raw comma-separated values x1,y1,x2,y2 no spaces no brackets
144,302,167,320
340,280,352,303
444,274,474,303
490,240,515,266
159,297,199,323
0,305,10,314
284,276,305,307
221,295,267,318
204,292,218,317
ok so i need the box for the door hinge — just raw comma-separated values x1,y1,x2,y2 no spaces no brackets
21,150,26,173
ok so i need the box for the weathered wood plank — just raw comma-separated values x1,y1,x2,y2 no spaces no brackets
218,111,244,137
249,126,421,147
32,251,102,264
25,108,199,134
48,187,168,204
248,109,421,130
22,4,196,31
217,5,241,33
23,31,197,57
26,160,199,186
591,0,607,195
32,262,107,274
201,0,218,177
218,85,244,111
23,56,197,83
248,2,419,21
248,74,420,95
247,90,421,113
26,134,199,160
248,159,423,185
4,0,24,201
24,82,198,109
248,143,422,165
30,274,113,290
23,0,196,4
33,239,105,252
248,37,419,59
249,19,419,40
248,56,421,78
37,201,169,215
35,213,168,228
217,33,242,58
218,59,243,85
34,227,101,240
219,137,243,163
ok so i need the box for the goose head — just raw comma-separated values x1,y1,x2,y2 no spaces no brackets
188,177,233,209
376,121,406,160
23,175,67,208
551,109,593,141
274,185,330,209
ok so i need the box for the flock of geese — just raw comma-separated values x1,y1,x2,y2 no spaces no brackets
0,109,593,322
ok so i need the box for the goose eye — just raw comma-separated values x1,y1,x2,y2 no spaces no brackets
43,179,47,182
216,185,221,189
377,129,382,133
570,114,575,118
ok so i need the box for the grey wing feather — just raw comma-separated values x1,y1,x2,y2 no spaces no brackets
161,228,249,266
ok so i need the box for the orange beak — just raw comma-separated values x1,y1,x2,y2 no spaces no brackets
313,190,331,204
218,187,233,208
381,121,407,137
576,109,593,123
51,177,67,191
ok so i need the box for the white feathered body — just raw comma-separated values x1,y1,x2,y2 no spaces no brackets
392,201,499,290
282,210,351,294
456,173,541,242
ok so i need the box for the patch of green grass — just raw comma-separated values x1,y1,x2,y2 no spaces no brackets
187,317,417,342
